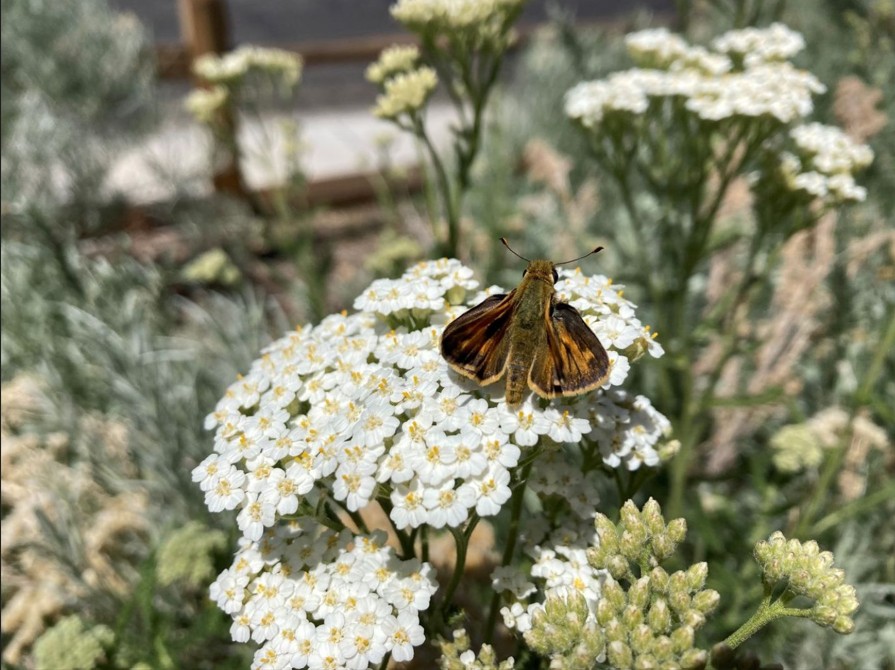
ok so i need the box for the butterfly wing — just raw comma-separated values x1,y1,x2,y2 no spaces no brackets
529,302,610,398
440,291,516,385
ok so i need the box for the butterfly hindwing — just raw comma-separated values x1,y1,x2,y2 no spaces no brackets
440,291,516,385
529,302,610,398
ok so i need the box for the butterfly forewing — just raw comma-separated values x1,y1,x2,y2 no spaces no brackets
440,291,516,384
529,302,610,398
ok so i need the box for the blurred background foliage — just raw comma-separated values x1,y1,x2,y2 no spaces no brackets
1,0,892,668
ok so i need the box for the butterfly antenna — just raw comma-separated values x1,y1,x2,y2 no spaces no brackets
556,246,604,266
500,237,531,263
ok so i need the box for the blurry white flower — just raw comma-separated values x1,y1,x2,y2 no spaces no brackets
185,86,229,125
712,22,805,66
366,44,421,84
194,46,302,88
372,67,438,120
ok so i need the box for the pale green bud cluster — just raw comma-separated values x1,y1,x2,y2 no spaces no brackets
769,423,824,473
590,565,718,670
156,520,228,587
589,498,688,577
754,531,859,633
438,628,515,670
366,45,421,84
525,592,606,670
33,616,113,670
185,87,230,125
526,499,719,669
372,66,438,120
180,249,242,288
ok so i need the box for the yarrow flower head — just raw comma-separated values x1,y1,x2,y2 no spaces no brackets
772,123,875,204
185,86,229,125
196,258,668,666
194,46,303,89
754,531,859,634
366,44,421,84
391,0,526,51
372,66,438,120
567,24,824,129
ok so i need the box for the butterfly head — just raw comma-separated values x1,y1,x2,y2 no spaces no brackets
522,260,559,285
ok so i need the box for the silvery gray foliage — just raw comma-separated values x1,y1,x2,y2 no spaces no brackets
1,0,156,229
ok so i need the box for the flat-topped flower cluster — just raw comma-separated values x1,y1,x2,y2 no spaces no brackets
197,259,667,540
566,23,824,127
212,524,437,669
774,122,875,204
194,258,669,667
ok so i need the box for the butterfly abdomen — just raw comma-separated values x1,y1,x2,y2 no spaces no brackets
504,276,551,406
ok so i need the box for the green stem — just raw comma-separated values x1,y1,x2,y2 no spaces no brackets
855,309,895,406
724,596,814,649
811,479,895,535
794,438,849,539
436,514,482,624
377,497,415,560
484,459,536,643
414,116,460,257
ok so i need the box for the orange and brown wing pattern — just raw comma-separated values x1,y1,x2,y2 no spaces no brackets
440,291,516,385
528,302,610,398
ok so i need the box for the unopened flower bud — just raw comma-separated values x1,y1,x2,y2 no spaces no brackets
623,604,645,629
608,554,633,581
812,605,837,626
650,566,670,593
681,609,706,629
652,634,673,659
621,528,648,561
597,598,616,626
651,534,675,562
686,563,708,591
642,498,665,536
620,500,642,529
634,653,659,670
629,576,651,609
680,648,708,669
692,589,720,614
629,623,653,652
666,518,687,544
604,579,626,611
604,618,626,644
670,625,695,652
647,598,672,633
607,640,634,669
833,615,855,634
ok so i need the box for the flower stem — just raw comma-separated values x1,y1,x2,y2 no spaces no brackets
436,513,481,628
723,594,814,649
484,459,536,643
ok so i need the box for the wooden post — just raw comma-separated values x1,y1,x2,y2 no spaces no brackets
178,0,248,198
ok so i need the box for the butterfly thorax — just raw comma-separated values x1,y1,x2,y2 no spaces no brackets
505,261,555,405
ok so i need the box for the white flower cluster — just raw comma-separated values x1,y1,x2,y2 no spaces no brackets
711,22,806,67
185,86,230,125
210,524,436,669
365,45,420,85
777,122,875,203
391,0,525,35
195,258,668,665
499,520,606,635
197,258,665,537
194,46,303,88
371,66,438,121
566,24,824,127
